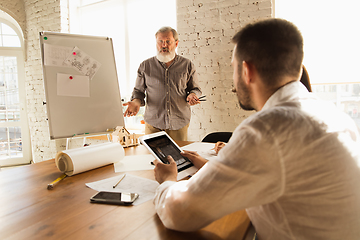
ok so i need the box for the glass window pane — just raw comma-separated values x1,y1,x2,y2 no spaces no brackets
0,110,5,122
1,23,17,35
0,141,9,159
313,83,360,129
2,35,21,47
0,56,20,123
9,126,21,140
275,0,360,85
0,127,22,159
6,75,18,89
4,57,17,72
0,74,4,86
10,127,22,157
7,89,19,103
7,105,20,122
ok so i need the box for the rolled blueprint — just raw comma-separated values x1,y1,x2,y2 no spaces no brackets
55,142,124,176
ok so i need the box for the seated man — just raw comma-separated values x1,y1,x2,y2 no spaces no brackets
153,18,360,239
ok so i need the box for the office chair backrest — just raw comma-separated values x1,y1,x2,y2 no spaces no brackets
201,132,233,143
300,65,312,92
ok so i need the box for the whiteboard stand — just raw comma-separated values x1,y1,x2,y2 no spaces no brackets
65,133,111,150
39,31,125,140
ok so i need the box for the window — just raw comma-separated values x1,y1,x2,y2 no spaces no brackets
276,0,360,129
0,11,31,167
0,23,21,47
69,0,177,130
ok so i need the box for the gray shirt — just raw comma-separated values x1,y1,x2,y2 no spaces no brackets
131,55,201,130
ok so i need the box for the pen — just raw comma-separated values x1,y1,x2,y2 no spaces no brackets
198,95,206,101
186,95,207,102
47,174,67,190
113,174,126,188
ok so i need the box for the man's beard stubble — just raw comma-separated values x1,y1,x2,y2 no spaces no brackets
236,75,256,111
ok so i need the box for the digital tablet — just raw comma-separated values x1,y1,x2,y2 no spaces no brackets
139,131,197,180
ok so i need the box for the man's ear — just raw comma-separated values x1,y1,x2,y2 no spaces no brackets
242,61,253,85
175,40,179,48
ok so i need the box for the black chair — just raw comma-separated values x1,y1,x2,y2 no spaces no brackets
201,132,232,143
300,65,312,92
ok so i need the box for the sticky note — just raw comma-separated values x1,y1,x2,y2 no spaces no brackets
57,73,90,97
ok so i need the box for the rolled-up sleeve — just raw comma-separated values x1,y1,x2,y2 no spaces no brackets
153,123,283,231
186,61,201,96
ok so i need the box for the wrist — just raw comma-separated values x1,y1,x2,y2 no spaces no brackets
132,98,142,105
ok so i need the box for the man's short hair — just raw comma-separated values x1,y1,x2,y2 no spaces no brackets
231,18,304,86
156,27,179,41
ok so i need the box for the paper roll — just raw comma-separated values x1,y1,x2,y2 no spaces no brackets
55,142,124,176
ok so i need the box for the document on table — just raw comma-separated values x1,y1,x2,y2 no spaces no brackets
114,154,155,173
86,174,159,206
113,142,218,174
181,142,219,161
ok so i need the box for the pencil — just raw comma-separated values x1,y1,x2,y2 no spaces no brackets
113,174,126,188
47,174,67,190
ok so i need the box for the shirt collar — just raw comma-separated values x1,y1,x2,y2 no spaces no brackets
262,81,309,111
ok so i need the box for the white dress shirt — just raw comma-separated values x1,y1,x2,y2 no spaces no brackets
153,81,360,239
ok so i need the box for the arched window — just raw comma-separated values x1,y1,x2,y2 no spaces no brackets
0,10,31,167
0,22,21,47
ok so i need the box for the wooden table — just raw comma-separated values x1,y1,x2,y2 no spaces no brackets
0,142,250,240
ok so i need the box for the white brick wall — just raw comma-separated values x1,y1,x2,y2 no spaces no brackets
1,0,272,162
177,0,272,141
24,0,63,162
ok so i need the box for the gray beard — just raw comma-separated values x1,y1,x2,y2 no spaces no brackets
156,51,176,63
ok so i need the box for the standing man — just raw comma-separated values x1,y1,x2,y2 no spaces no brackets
123,27,202,141
153,19,360,239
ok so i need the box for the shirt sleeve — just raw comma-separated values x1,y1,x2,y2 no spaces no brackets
185,61,202,97
130,62,146,106
153,121,284,232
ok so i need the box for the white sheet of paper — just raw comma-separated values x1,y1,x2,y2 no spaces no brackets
114,154,155,172
181,142,219,161
43,43,73,67
86,174,159,206
63,46,101,79
57,73,90,97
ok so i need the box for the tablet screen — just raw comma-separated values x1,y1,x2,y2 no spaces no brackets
143,134,193,172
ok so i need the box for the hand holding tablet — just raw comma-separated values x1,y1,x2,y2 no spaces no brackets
139,131,197,180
